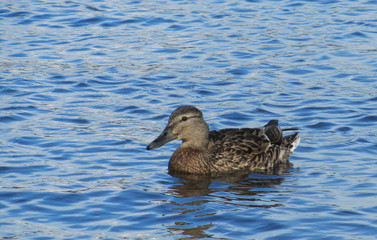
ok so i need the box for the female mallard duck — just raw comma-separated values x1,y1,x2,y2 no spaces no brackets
147,106,300,175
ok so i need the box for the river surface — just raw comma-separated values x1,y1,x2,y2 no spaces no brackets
1,0,377,239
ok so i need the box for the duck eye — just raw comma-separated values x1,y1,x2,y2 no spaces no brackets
182,116,188,121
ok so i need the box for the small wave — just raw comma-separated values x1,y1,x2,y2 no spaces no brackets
52,118,90,124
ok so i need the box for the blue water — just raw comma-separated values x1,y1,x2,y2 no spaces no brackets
1,0,377,239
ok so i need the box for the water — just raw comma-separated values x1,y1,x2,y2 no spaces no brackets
1,0,377,239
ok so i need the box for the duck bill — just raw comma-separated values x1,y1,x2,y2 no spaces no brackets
147,126,177,150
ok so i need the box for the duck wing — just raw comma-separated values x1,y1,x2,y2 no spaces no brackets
207,128,270,171
207,122,299,172
208,120,284,155
209,128,269,155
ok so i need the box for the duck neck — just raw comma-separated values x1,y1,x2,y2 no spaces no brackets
181,136,209,150
180,120,210,150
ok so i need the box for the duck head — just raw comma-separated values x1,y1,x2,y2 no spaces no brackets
147,106,210,150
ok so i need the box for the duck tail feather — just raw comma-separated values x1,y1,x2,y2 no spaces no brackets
282,127,299,131
283,132,300,152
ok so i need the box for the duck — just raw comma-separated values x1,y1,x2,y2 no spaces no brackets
147,106,300,175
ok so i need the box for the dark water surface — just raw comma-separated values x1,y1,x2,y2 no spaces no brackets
1,0,377,239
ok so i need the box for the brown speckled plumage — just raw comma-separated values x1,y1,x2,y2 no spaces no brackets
147,106,300,175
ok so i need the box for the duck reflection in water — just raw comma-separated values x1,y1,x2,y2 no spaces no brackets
147,106,299,176
165,168,293,239
169,166,292,198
